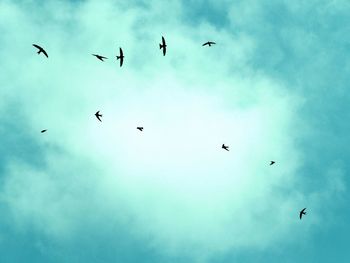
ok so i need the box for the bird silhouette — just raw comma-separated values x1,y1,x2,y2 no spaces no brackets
270,161,275,165
159,36,167,56
92,54,108,61
116,47,124,67
222,144,229,151
299,208,307,219
41,129,47,133
137,127,143,131
95,111,102,122
202,41,216,47
33,44,48,58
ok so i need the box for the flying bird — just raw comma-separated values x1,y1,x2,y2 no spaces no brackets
41,129,47,133
299,208,307,220
270,161,275,165
32,44,48,58
95,111,102,122
92,54,108,61
116,47,124,67
202,41,216,47
137,127,143,131
159,36,167,56
222,144,229,151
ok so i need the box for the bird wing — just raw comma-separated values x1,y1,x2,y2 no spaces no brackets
95,114,102,122
210,42,216,45
33,44,41,50
162,36,165,45
119,48,123,56
202,42,208,46
163,46,166,56
42,49,48,58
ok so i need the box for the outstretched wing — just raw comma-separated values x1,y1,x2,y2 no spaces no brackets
119,48,124,66
300,208,306,219
42,49,48,58
202,42,208,46
32,44,41,50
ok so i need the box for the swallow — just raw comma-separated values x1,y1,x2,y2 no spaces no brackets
137,127,143,131
202,41,216,47
299,208,307,220
95,111,102,122
32,44,48,58
159,36,167,56
222,144,229,151
41,129,47,133
92,54,108,61
116,47,124,67
270,161,275,165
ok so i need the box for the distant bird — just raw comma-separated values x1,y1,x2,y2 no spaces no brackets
116,47,124,67
41,129,47,133
32,44,48,58
95,111,102,122
270,161,275,165
159,36,167,56
202,41,216,47
137,127,143,131
299,208,307,220
92,54,108,61
222,144,229,151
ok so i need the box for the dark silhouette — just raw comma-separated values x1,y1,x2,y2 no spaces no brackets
137,127,143,131
41,129,47,133
116,47,124,67
299,208,307,219
95,111,102,122
222,144,229,151
159,36,167,56
202,41,216,47
92,54,107,61
33,44,48,58
270,161,275,165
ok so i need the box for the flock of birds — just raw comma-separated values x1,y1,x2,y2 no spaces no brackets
33,36,307,220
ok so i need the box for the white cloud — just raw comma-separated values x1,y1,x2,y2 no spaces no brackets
0,0,345,261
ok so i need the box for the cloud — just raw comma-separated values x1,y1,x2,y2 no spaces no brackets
0,0,346,261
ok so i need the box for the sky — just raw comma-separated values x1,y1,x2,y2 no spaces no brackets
0,0,349,262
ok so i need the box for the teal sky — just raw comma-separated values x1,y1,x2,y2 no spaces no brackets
0,0,349,262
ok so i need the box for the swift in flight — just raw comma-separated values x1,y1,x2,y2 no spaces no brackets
41,129,47,133
92,54,107,61
33,44,48,58
137,127,143,131
116,47,124,67
299,208,307,220
270,161,275,165
222,144,229,151
159,36,167,56
202,41,216,47
95,111,102,122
